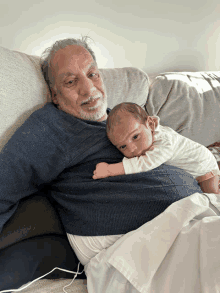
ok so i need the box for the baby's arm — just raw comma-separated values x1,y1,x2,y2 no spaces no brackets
93,137,173,179
93,162,125,179
123,139,173,175
196,170,220,194
199,176,219,194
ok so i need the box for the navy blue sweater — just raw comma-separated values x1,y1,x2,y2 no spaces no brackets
0,103,202,235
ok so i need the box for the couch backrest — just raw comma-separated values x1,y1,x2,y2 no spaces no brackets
146,71,220,146
0,46,149,151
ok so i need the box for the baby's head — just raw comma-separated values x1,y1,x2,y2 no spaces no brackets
106,103,156,158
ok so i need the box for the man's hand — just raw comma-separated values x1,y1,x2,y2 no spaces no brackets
93,162,125,179
93,162,111,179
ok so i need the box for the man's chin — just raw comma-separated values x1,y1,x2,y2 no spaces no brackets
80,105,107,121
97,112,108,122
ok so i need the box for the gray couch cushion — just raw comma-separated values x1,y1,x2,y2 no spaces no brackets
146,71,220,146
0,47,50,151
100,67,149,109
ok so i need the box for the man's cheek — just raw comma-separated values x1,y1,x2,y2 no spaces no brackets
97,81,105,91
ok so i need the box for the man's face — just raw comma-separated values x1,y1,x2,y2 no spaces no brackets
50,45,107,121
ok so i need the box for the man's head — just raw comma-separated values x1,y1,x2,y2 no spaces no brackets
41,37,107,121
106,103,156,158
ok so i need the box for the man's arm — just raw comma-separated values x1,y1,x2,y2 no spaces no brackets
0,108,68,233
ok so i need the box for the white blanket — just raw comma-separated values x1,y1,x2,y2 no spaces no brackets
85,192,220,293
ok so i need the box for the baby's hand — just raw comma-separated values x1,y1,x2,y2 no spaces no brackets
93,162,111,179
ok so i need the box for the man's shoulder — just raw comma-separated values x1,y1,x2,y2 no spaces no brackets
32,102,60,119
32,103,78,127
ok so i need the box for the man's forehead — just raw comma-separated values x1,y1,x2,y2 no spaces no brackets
50,45,97,81
57,61,97,79
51,45,94,68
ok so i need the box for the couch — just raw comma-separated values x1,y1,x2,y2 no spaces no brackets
0,45,220,292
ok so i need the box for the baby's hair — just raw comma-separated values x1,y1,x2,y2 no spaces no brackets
106,102,148,138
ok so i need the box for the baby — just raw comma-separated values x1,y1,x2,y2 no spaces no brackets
93,102,220,194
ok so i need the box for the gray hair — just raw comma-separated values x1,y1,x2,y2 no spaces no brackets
40,36,97,94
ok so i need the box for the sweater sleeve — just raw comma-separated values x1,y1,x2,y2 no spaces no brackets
123,134,174,175
0,107,69,233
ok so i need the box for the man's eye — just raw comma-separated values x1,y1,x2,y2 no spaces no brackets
133,134,139,140
120,145,126,150
89,73,99,79
65,80,74,85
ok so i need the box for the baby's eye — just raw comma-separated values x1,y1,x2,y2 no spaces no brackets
133,134,139,140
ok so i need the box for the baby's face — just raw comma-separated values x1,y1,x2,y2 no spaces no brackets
109,114,154,158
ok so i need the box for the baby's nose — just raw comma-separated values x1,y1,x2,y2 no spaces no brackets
129,144,137,153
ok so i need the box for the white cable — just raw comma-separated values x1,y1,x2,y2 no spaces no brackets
62,262,81,293
0,262,84,293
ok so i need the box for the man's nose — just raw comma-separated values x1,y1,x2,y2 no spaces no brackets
78,76,94,96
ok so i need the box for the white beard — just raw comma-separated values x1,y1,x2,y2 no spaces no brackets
79,98,107,121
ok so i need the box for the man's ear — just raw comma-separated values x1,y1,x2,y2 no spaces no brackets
51,88,58,104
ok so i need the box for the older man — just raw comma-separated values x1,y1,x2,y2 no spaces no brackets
47,43,107,121
0,37,202,268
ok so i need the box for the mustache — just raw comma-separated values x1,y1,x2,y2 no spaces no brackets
81,95,102,105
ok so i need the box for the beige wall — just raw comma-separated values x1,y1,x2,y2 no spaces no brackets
1,0,220,75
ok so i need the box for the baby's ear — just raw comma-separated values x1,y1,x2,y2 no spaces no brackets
146,116,156,131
